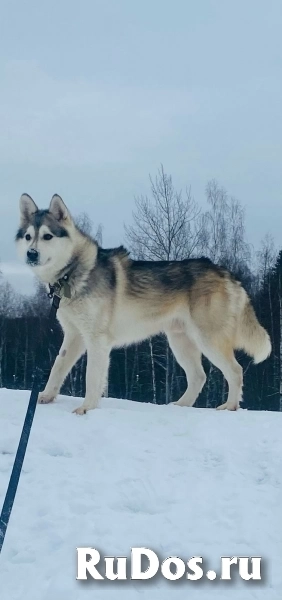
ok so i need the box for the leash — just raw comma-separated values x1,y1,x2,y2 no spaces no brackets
0,286,63,554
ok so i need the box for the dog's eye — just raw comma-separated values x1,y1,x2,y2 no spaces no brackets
25,234,31,241
43,234,53,241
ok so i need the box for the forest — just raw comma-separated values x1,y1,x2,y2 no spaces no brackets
0,167,281,412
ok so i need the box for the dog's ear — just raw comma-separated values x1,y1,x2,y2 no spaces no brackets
49,194,71,222
20,194,38,220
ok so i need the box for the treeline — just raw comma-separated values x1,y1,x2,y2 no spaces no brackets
0,168,281,411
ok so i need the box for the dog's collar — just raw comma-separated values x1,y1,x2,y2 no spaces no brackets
48,273,71,299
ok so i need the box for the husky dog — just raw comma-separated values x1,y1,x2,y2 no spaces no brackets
16,193,271,415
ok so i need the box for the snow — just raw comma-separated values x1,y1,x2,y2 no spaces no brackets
0,389,281,599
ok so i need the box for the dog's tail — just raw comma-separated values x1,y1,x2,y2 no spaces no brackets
236,293,271,364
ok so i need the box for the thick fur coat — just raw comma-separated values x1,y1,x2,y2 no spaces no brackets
16,194,271,414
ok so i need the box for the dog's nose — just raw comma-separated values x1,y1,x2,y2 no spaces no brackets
27,249,39,263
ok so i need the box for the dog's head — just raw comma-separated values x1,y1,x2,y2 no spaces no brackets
15,194,75,280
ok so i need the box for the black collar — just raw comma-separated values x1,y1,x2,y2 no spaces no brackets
48,273,71,299
48,256,80,299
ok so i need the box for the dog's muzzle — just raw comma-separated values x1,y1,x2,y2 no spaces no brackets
27,248,39,265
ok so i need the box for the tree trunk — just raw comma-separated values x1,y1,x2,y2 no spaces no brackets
149,338,157,404
165,341,170,404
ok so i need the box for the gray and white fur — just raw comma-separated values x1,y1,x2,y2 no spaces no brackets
16,194,271,415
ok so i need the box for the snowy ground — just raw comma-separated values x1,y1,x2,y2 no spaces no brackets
0,389,281,599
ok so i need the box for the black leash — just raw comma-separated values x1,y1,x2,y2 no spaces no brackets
0,289,61,554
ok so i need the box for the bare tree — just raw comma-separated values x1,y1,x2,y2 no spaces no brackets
257,234,276,283
74,212,93,236
95,223,103,246
75,212,103,245
203,179,251,273
0,280,19,317
0,280,20,386
125,165,205,260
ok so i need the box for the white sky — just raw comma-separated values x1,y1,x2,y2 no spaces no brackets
0,0,281,293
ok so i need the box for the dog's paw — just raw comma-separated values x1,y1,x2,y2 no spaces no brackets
38,393,54,404
216,402,238,411
173,397,193,407
72,406,87,415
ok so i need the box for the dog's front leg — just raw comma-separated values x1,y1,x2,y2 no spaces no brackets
73,334,110,415
38,329,85,404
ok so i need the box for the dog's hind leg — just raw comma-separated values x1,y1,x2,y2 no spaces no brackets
167,331,206,406
200,338,243,411
38,328,85,404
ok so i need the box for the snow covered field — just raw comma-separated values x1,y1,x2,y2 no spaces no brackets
0,389,281,599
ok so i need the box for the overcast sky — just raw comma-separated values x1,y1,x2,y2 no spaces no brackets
0,0,281,293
